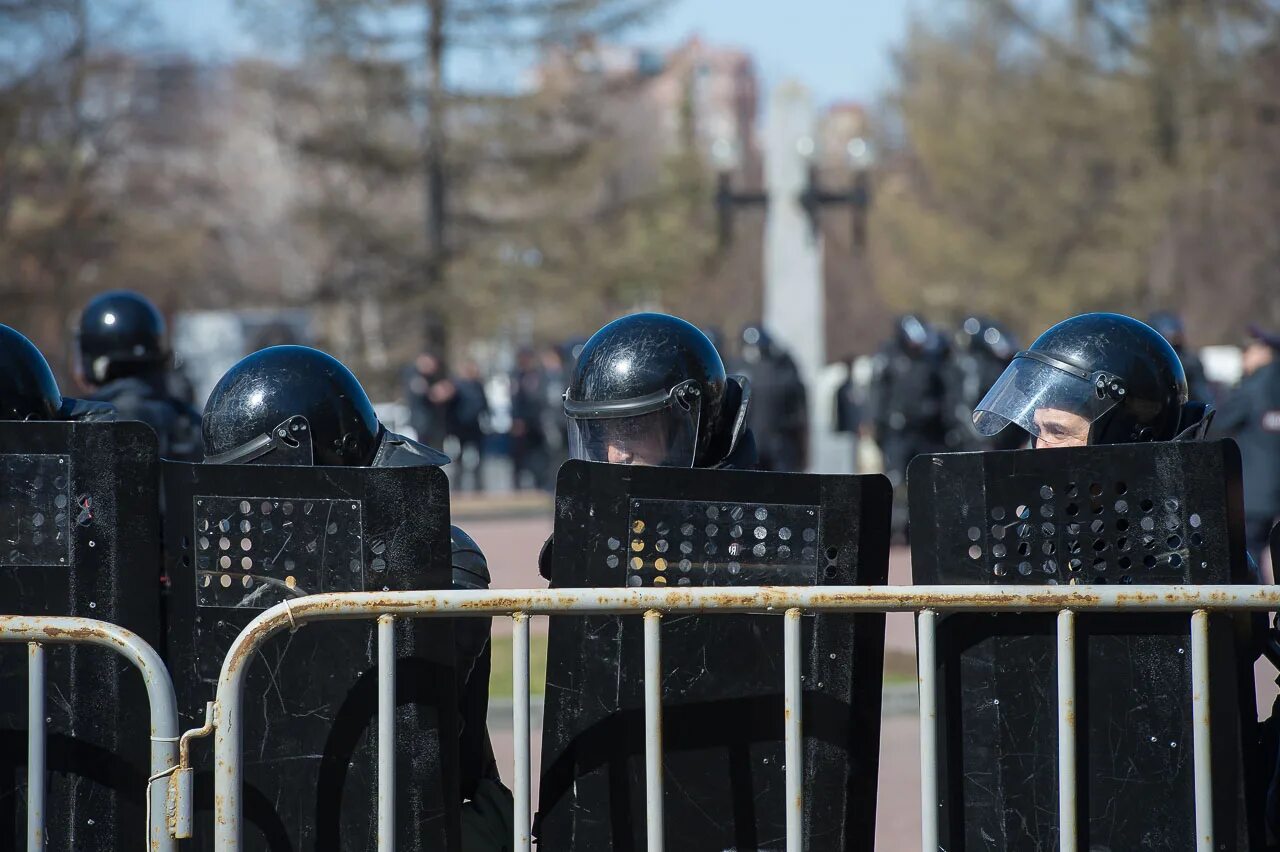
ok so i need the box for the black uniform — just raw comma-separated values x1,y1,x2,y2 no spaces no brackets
736,325,807,472
868,315,948,486
76,290,202,459
90,375,201,459
1214,357,1280,563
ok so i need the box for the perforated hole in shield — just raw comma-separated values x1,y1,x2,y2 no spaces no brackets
973,478,1211,584
194,496,365,609
621,499,823,587
0,454,72,567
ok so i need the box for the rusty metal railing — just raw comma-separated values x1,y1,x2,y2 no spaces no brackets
205,583,1280,852
0,616,180,852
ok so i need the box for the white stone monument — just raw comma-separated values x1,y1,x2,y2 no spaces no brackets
763,82,849,473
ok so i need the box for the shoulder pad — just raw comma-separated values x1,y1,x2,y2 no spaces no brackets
451,525,490,590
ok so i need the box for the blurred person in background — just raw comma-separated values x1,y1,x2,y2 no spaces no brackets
868,314,949,486
736,324,808,472
944,315,1022,452
540,345,570,485
510,347,551,490
833,354,863,469
1149,310,1215,405
75,290,202,460
448,359,490,493
1214,325,1280,566
404,352,450,450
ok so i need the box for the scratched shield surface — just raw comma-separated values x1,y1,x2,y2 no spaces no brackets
164,460,458,852
538,460,893,851
192,495,365,609
0,421,161,852
909,440,1262,850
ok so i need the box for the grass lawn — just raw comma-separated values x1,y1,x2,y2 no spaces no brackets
488,633,549,700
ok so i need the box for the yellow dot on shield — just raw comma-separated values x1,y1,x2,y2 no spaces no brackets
632,520,645,534
631,539,644,552
654,558,668,571
653,575,667,586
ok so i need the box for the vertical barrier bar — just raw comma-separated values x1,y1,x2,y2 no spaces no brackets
512,612,532,852
377,615,396,851
1190,609,1214,852
643,609,664,852
783,608,803,852
1057,609,1077,852
917,609,938,852
27,642,45,852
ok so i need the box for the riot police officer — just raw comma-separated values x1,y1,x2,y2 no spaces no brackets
75,291,201,459
1214,325,1280,564
1149,309,1215,405
736,324,806,471
538,312,755,579
943,315,1021,451
200,344,511,845
868,314,949,483
959,313,1269,845
972,312,1203,448
0,323,113,421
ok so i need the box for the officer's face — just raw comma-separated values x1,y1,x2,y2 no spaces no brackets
606,432,669,466
1032,407,1091,448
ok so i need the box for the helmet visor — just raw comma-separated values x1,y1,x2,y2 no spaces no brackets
973,354,1119,446
567,405,700,467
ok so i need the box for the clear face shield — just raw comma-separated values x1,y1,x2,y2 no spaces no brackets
973,351,1126,448
565,380,703,467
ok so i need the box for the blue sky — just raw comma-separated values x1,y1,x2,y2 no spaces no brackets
158,1,915,108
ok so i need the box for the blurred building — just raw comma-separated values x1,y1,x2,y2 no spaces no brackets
532,36,759,178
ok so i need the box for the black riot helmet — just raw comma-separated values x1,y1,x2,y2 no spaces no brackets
76,290,167,385
1147,310,1186,351
202,345,383,467
974,313,1188,447
566,313,739,467
741,324,775,364
0,325,64,421
895,313,932,354
958,315,1018,362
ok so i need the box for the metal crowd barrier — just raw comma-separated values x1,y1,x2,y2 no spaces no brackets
0,615,179,852
5,587,1275,851
209,584,1280,852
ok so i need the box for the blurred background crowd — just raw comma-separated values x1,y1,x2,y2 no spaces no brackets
2,0,1279,533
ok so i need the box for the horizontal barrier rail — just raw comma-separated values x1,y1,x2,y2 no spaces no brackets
211,584,1276,850
0,616,180,852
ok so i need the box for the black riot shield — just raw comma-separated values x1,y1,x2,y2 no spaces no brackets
1272,522,1280,583
536,460,892,851
163,461,459,851
908,439,1263,850
0,421,162,852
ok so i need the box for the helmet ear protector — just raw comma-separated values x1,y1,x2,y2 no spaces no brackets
204,414,314,465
